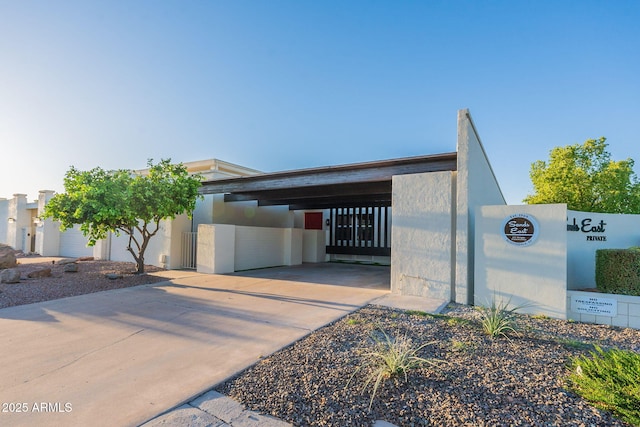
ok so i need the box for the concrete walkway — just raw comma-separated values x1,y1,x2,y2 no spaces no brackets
0,263,394,427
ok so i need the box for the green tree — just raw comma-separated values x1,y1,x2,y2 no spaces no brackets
43,159,202,273
524,137,640,213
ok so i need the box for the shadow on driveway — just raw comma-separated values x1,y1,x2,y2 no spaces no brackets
0,263,389,427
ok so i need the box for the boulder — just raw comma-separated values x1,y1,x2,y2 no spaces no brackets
0,268,21,284
105,273,123,280
56,258,77,265
27,268,52,279
63,263,78,273
0,244,17,269
77,256,94,262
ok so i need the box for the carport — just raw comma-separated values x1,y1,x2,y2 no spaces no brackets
198,153,457,259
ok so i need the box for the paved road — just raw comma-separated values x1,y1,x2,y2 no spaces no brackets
0,263,389,427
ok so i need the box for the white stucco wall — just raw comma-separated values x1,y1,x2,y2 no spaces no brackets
455,109,507,304
194,194,294,229
567,210,640,289
109,221,166,265
6,194,23,250
234,225,285,271
474,204,567,319
391,171,455,300
303,230,326,263
567,290,640,329
166,214,193,269
197,224,235,274
0,199,8,245
197,224,303,273
58,225,93,258
6,194,35,252
35,190,60,256
107,215,190,269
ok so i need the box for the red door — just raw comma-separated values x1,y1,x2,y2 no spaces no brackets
304,212,323,230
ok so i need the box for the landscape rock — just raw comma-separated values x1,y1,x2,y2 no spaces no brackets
56,258,77,265
105,273,123,280
77,256,95,262
217,304,638,427
0,268,21,284
0,244,17,269
27,268,52,279
63,263,78,273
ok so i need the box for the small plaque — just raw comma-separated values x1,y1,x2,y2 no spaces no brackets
571,295,617,316
502,214,539,246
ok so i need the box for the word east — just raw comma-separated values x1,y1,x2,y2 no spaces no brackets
567,218,607,233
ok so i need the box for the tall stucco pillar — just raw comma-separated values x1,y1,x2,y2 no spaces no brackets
7,194,28,251
35,190,61,256
0,198,8,245
391,171,455,301
455,109,506,304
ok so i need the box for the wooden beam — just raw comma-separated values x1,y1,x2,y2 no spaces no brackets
199,153,456,195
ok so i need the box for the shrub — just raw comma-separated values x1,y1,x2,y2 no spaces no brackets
568,346,640,425
595,249,640,296
478,298,526,339
348,329,442,409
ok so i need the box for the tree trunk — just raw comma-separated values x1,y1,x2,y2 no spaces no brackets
136,256,145,274
124,221,159,275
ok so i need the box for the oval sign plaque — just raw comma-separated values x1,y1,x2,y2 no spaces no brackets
502,213,539,246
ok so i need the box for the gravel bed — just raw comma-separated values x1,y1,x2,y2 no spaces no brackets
0,257,167,309
217,304,639,427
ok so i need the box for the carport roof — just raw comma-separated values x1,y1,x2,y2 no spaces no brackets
198,152,457,210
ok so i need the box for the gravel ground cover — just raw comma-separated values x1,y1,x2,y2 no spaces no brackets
218,304,640,427
0,256,166,309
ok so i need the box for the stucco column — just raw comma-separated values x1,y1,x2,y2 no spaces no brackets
7,194,28,250
35,190,61,256
391,172,455,300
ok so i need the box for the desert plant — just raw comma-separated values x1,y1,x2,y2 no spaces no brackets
450,339,476,353
348,329,441,410
568,346,640,425
478,298,527,339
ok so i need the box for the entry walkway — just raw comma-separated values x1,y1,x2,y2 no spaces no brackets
0,263,392,427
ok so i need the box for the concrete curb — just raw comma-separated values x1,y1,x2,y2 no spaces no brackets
141,390,292,427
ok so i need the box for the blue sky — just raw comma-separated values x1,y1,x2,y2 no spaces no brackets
1,1,638,204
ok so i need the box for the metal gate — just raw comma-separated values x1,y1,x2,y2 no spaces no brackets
327,205,391,256
181,232,197,269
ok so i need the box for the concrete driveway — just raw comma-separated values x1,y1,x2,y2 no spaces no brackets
0,263,389,427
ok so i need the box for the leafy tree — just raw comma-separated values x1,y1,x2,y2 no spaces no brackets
524,137,640,213
43,159,202,273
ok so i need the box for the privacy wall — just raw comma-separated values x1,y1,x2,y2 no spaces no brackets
475,204,640,325
196,224,304,273
567,209,640,289
474,204,568,319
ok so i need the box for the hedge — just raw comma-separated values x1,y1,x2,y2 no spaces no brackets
595,249,640,296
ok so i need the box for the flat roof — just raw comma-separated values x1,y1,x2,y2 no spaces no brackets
199,152,457,210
